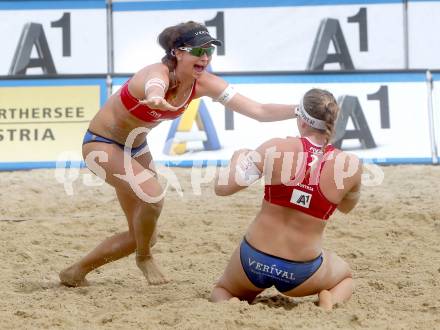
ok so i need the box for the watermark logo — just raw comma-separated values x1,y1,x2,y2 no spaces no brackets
54,128,385,201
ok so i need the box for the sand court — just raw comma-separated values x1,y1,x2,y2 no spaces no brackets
0,165,439,329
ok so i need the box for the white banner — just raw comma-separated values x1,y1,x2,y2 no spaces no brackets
113,2,405,72
2,1,439,75
0,5,107,75
408,1,440,69
113,73,432,164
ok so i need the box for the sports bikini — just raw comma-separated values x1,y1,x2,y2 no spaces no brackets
119,79,196,123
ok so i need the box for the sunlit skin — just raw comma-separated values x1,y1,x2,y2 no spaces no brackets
59,23,297,288
175,44,213,79
210,91,362,310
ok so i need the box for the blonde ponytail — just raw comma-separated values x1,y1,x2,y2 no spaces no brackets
302,89,339,182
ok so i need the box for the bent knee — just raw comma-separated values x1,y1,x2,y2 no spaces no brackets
126,231,136,245
138,200,164,218
334,256,352,276
125,236,137,251
135,181,166,204
340,259,352,278
326,252,352,277
346,265,353,279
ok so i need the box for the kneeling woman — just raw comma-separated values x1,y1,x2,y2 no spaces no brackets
210,88,362,310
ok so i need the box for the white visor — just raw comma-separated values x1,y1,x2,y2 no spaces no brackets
296,98,326,130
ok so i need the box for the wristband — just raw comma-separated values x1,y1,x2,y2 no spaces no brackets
145,78,166,96
215,85,237,105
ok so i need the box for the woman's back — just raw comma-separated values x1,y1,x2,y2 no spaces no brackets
246,135,360,261
212,88,361,308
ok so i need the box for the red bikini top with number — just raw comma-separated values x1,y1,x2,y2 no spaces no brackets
264,137,337,220
119,79,196,122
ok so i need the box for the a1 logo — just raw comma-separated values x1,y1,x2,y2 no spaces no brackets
290,189,312,208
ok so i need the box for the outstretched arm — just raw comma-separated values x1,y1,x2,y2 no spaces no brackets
214,138,283,196
197,72,297,122
227,94,297,122
131,64,180,112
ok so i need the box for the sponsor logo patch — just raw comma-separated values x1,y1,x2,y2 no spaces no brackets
290,189,312,208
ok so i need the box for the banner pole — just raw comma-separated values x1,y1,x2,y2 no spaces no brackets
106,0,114,99
403,0,409,69
426,70,438,164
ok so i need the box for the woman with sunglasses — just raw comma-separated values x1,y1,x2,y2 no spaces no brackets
210,88,362,310
59,21,296,287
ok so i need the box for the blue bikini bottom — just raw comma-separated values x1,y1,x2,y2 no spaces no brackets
83,130,147,157
239,237,323,292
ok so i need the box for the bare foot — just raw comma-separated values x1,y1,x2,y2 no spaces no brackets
318,290,333,310
59,265,88,287
136,256,169,285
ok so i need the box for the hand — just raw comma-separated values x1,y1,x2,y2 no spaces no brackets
293,104,299,118
232,148,252,158
139,96,180,112
233,149,258,172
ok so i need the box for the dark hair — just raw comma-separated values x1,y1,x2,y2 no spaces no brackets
157,21,205,71
302,88,339,152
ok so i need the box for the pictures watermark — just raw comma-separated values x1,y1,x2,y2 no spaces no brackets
54,128,385,202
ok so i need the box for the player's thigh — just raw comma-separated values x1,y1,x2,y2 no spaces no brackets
215,246,264,301
83,142,163,201
133,146,157,175
282,250,351,297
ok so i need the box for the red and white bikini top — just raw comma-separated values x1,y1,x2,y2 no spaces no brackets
119,79,196,123
264,137,337,220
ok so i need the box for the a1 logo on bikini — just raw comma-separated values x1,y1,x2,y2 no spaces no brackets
290,189,312,208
